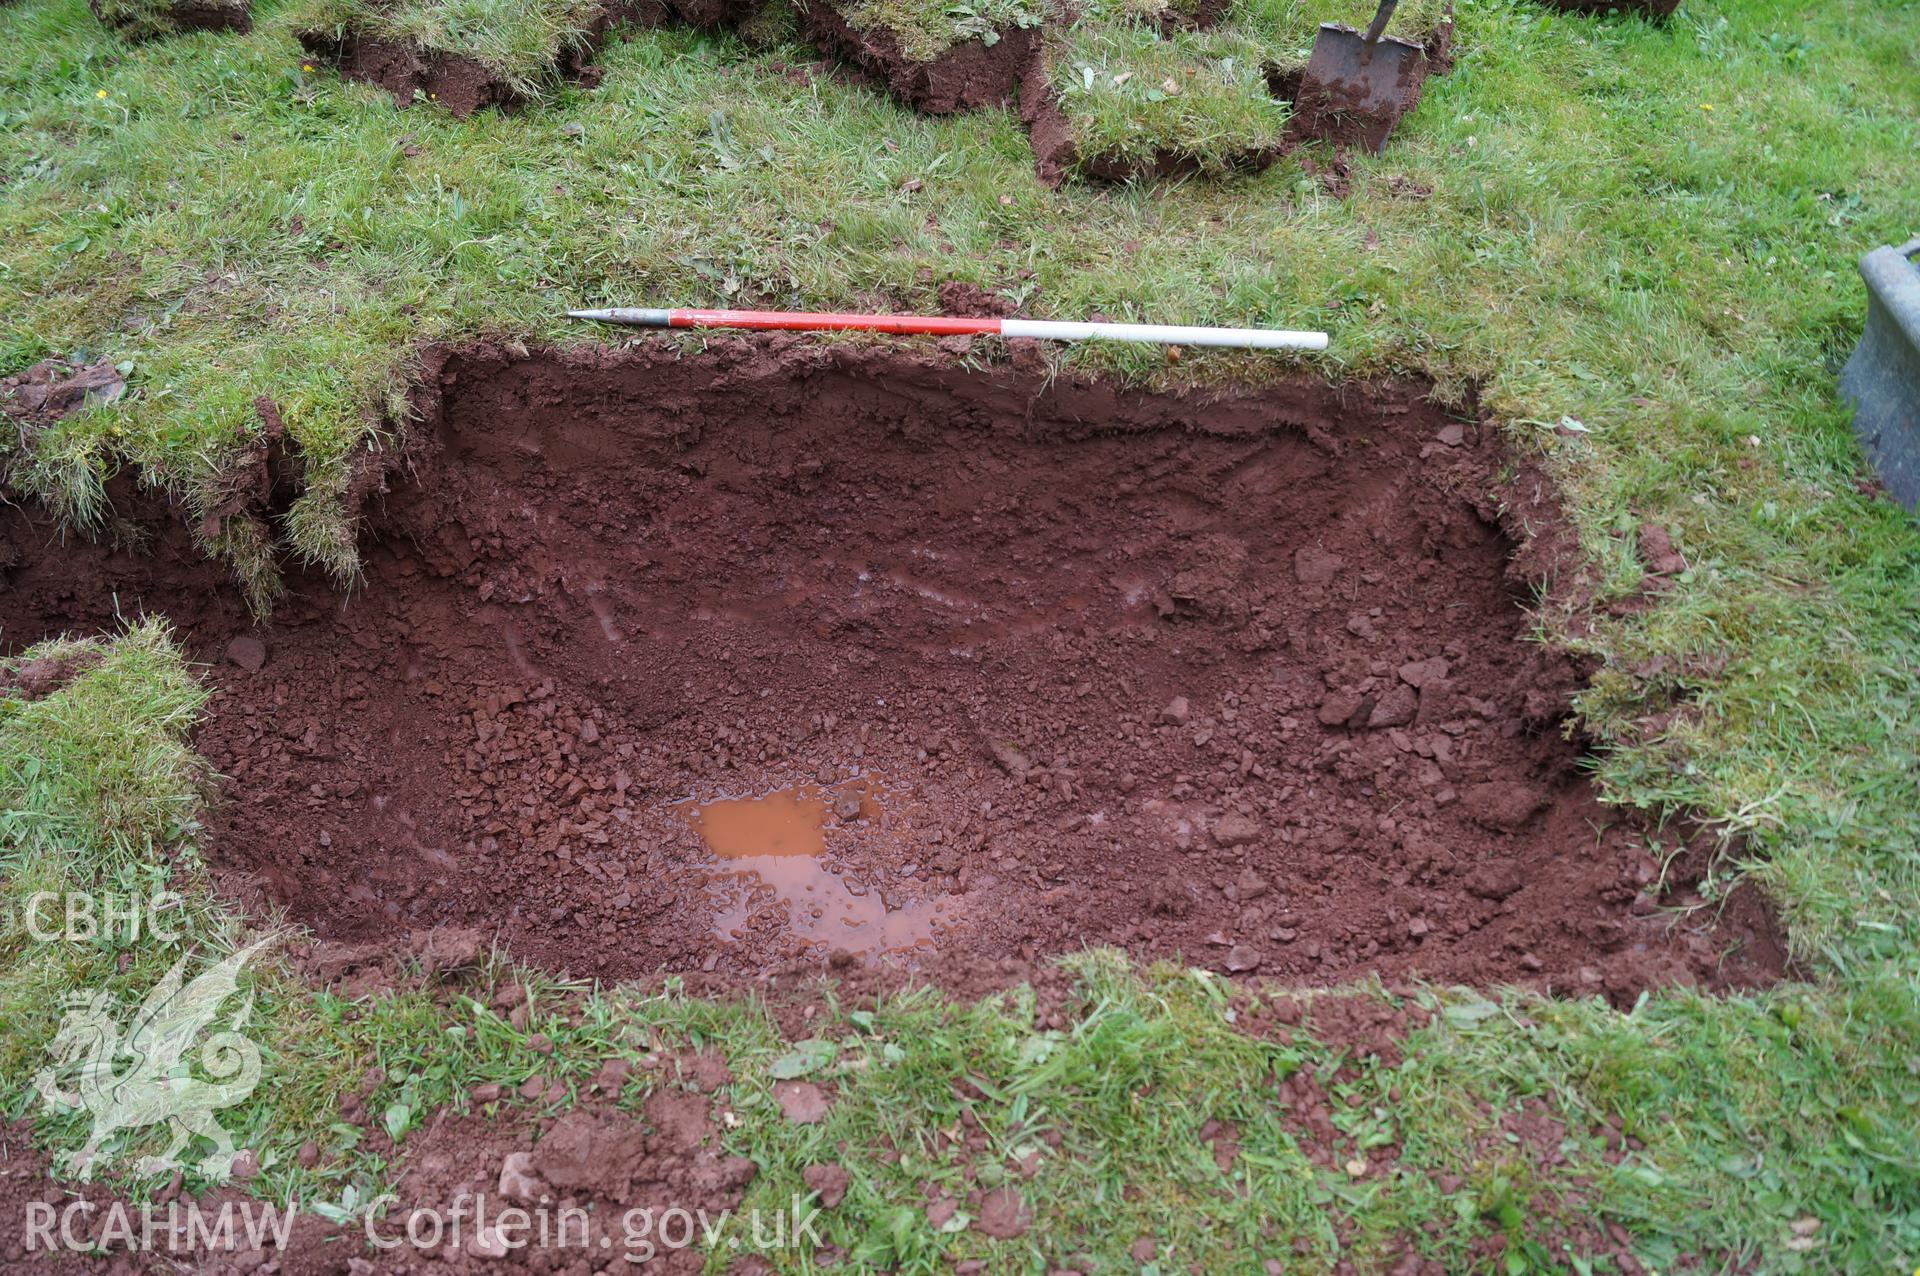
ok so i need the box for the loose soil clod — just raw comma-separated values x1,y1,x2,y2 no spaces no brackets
1,357,129,425
0,341,1784,1002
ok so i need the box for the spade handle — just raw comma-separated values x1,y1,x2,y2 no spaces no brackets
1362,0,1398,43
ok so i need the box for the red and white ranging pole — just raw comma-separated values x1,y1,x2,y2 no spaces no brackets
567,307,1329,352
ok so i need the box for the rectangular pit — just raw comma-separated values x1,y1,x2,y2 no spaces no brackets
0,341,1785,1001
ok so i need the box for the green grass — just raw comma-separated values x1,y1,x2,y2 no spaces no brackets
2,0,1919,1267
295,0,609,92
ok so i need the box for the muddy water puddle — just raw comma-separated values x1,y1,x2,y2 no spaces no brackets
679,779,957,956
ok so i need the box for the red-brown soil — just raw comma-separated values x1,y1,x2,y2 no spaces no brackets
801,6,1039,114
0,340,1783,1002
295,32,518,117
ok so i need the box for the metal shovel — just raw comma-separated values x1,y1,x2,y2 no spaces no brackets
1290,0,1429,154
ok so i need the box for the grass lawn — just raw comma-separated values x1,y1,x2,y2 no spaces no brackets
2,0,1918,1269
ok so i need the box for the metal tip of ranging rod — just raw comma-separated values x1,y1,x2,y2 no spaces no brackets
566,308,673,326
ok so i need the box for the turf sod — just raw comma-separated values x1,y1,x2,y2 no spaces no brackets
1,0,1917,1266
294,0,609,96
823,0,1046,63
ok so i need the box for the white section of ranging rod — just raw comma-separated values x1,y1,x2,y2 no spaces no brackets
999,318,1329,351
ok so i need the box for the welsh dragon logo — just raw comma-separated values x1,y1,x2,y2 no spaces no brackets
32,936,275,1182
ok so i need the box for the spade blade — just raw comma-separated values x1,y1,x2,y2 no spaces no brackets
1289,22,1429,154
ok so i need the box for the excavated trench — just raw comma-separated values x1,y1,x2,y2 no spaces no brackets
0,342,1786,1000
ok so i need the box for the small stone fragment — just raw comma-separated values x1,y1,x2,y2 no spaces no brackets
1292,545,1345,585
1366,685,1418,729
1318,690,1368,727
224,635,267,672
1397,656,1451,689
1465,860,1525,901
975,1185,1031,1239
498,1151,545,1201
1638,523,1688,575
1461,781,1550,832
988,739,1029,779
774,1080,831,1124
1212,812,1261,848
802,1163,850,1208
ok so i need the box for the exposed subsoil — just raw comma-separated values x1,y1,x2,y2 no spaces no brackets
0,339,1784,1003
